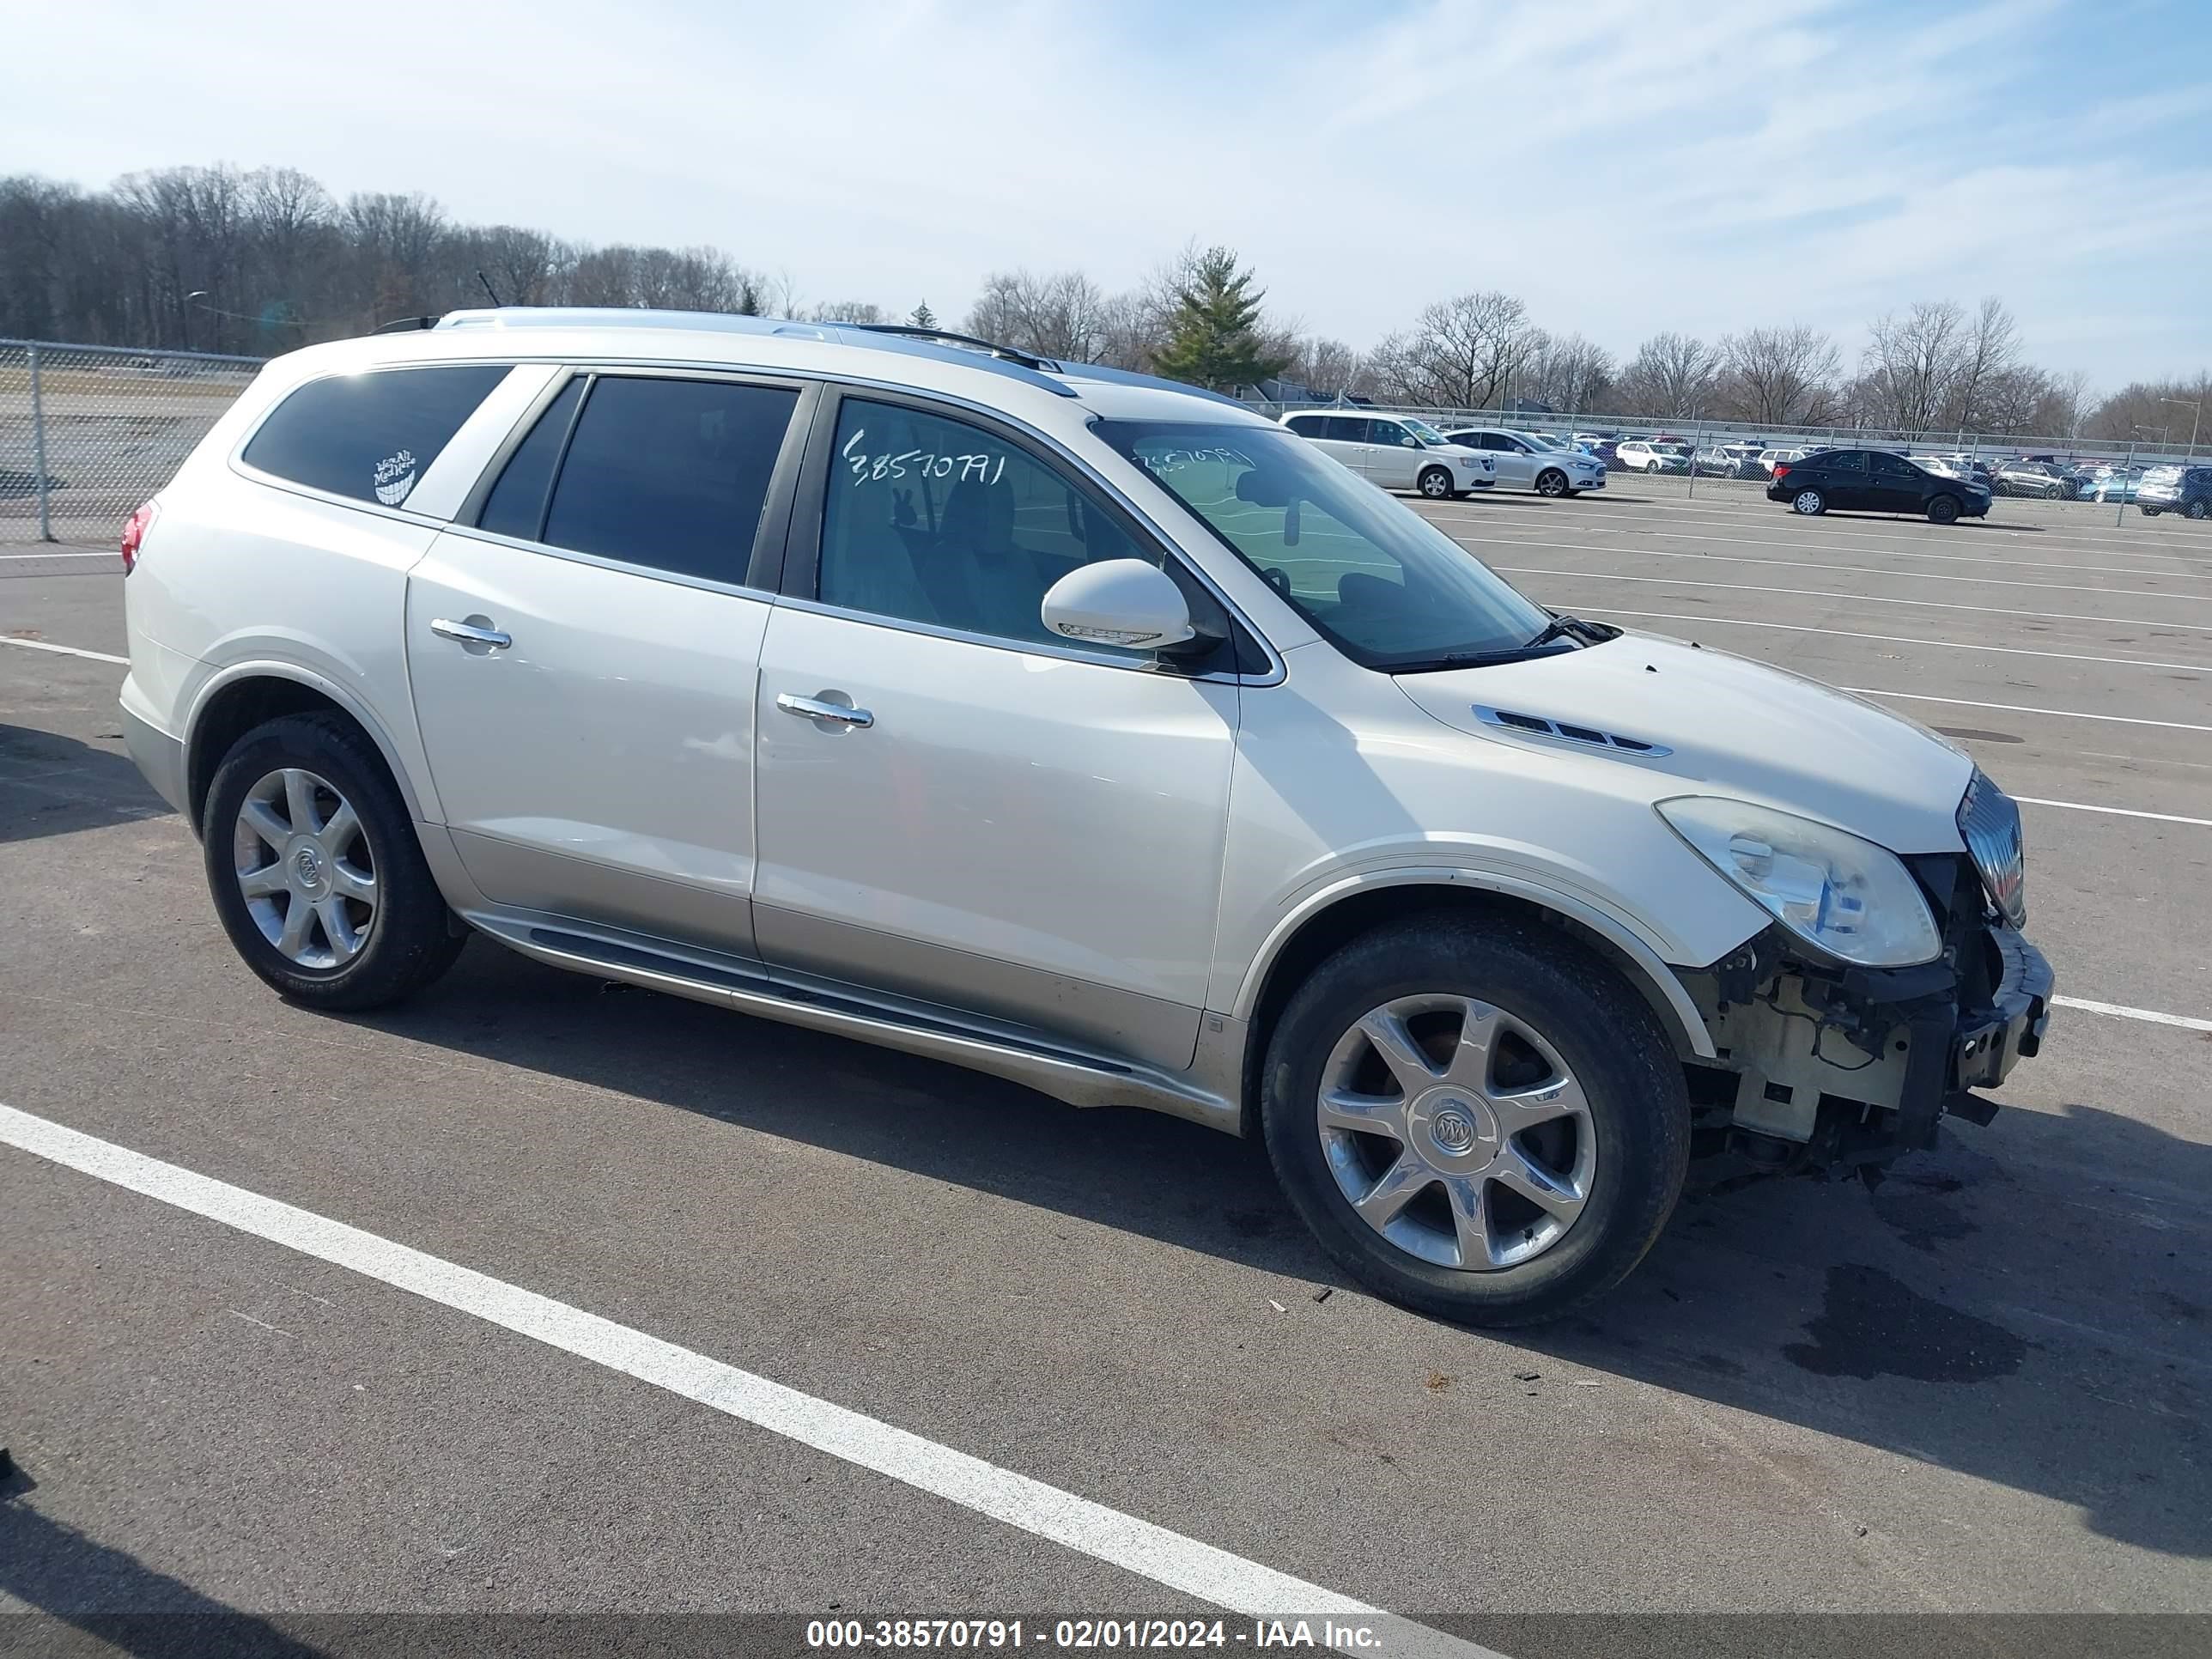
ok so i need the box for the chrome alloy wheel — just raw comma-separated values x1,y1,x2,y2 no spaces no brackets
232,767,378,969
1316,994,1596,1271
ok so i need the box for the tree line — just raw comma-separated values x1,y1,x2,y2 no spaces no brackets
3,164,2203,446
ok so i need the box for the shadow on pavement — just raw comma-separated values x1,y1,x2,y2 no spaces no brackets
0,723,171,844
375,944,2212,1563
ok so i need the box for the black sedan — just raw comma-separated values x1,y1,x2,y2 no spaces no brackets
1766,448,1991,523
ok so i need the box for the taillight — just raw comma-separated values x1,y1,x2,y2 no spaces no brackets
1771,465,1791,483
120,500,158,574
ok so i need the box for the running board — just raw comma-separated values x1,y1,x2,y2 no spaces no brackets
465,914,1241,1133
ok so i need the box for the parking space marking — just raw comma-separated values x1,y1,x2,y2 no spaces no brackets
0,1100,1500,1659
2014,796,2212,828
1838,688,2212,735
2050,995,2212,1034
1445,532,2212,603
1431,516,2212,582
1492,564,2212,635
0,635,128,665
1571,607,2211,673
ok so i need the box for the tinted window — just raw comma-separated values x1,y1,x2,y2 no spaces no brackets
1820,450,1869,473
242,364,508,507
818,398,1162,650
477,377,585,541
1371,422,1411,446
1323,416,1368,442
540,375,798,583
1869,453,1914,477
1283,414,1324,437
1479,434,1511,452
1097,420,1553,671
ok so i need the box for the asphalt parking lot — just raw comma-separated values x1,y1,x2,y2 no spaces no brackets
3,489,2209,1655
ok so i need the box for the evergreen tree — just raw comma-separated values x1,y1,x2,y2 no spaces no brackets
1150,246,1288,393
909,300,937,329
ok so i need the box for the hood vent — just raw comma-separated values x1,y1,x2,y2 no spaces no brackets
1474,705,1673,758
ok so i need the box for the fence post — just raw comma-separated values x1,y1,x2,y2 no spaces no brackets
2117,440,2133,528
1687,417,1703,499
28,342,52,543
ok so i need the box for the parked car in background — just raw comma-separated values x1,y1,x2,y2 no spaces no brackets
1280,411,1495,499
1441,428,1609,496
117,304,2055,1328
2078,465,2145,502
1767,448,1991,522
2139,465,2211,519
1754,446,1818,476
1992,460,2072,498
1615,440,1690,474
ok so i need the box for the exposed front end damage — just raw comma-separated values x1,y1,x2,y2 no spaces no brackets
1676,850,2053,1171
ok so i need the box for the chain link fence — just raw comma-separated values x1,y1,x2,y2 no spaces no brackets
1,339,264,546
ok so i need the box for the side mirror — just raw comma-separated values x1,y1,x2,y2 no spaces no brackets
1040,560,1198,653
1401,435,1419,447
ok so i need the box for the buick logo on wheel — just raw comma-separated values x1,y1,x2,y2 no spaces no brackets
1431,1106,1476,1154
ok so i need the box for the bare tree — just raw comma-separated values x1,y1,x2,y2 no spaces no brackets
1281,337,1370,398
1612,331,1720,418
808,298,886,324
964,269,1115,361
1860,300,1967,433
1370,291,1543,410
1526,332,1613,416
1716,325,1840,424
2086,372,2212,449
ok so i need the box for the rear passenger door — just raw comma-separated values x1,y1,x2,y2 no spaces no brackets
1814,449,1870,510
1364,419,1419,489
405,369,814,957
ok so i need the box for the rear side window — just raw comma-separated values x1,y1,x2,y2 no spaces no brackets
477,377,586,542
1822,451,1870,473
1322,416,1367,442
538,375,799,583
241,365,510,507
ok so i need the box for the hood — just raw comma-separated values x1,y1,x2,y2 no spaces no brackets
1392,633,1974,854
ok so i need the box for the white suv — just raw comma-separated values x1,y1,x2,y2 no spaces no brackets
1279,410,1493,498
118,310,2053,1326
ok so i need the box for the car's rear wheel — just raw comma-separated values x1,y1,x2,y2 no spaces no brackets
2142,507,2161,517
203,713,466,1011
2190,500,2209,521
1791,488,1826,515
1928,494,1962,525
1417,465,1453,500
1643,460,1660,473
1260,916,1690,1327
1535,468,1570,497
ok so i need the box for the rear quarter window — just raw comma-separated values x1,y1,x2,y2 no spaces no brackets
240,364,511,507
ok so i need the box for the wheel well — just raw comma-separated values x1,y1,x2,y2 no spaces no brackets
1237,884,1699,1136
185,677,380,831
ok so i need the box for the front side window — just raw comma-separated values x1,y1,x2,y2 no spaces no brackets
241,364,510,507
1097,420,1553,672
1401,417,1449,446
537,375,798,582
818,398,1161,649
1370,421,1412,447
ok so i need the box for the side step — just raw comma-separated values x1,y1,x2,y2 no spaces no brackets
464,914,1240,1133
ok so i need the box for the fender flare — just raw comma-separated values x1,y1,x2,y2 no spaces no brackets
183,659,435,825
1231,865,1719,1060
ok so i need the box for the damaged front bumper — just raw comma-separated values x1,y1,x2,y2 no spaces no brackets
1681,855,2055,1167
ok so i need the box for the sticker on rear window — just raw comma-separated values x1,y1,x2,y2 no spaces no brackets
374,449,418,507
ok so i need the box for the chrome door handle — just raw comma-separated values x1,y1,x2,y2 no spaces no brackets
776,692,872,728
430,617,512,649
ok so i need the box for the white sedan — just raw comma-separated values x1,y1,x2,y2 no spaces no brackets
1441,428,1609,496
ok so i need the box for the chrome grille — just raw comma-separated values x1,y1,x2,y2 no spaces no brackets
1958,769,2027,929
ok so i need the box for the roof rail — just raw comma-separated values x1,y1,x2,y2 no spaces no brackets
847,322,1059,373
1053,359,1254,413
372,315,440,334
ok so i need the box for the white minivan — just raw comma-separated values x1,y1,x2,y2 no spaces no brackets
117,309,2052,1327
1279,410,1493,498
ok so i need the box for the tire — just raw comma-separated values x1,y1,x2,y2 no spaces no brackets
1535,468,1570,498
1790,488,1826,515
1643,461,1660,473
2191,501,2209,521
1417,465,1452,500
202,712,466,1011
1927,494,1961,525
1260,915,1691,1328
2141,507,2160,518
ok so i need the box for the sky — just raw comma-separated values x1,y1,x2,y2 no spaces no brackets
5,0,2209,387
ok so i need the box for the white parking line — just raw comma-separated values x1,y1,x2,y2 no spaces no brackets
0,635,128,665
1448,532,2212,603
1839,688,2212,735
1497,564,2212,635
2051,996,2212,1034
0,1101,1499,1659
2014,796,2212,828
1577,607,2211,673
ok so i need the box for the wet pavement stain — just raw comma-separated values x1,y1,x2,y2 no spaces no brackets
1783,1264,2026,1382
1871,1190,1977,1254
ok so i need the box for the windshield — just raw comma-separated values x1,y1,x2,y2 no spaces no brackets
1401,416,1449,446
1095,420,1558,671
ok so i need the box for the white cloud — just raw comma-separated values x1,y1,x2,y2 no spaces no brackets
3,0,2205,382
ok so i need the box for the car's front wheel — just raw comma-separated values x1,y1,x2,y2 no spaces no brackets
203,712,467,1011
1791,488,1826,515
1261,916,1690,1327
1927,494,1962,525
1643,461,1660,473
1535,468,1570,497
1417,465,1454,500
2190,501,2209,521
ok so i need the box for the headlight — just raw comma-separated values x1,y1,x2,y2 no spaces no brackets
1657,797,1942,966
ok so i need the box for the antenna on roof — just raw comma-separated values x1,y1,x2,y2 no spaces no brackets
476,270,504,308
